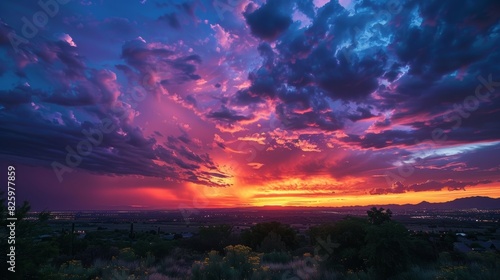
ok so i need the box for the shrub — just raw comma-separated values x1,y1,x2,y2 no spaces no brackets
242,222,298,252
262,251,293,264
40,260,99,280
363,222,411,279
191,245,270,280
118,247,137,262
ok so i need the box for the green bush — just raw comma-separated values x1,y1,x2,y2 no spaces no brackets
262,251,292,264
191,245,269,280
363,222,411,279
118,247,137,262
39,260,99,280
242,222,298,252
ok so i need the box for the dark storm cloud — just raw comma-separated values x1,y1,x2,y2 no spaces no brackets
159,13,181,29
273,84,347,131
373,118,391,128
453,143,500,172
120,38,202,94
0,97,227,186
383,63,403,82
0,21,88,80
0,28,121,107
346,91,500,149
229,0,500,150
295,149,408,179
156,1,196,16
169,54,202,80
326,150,403,179
345,130,419,149
0,84,35,107
363,0,500,148
121,39,174,70
230,43,282,105
101,17,137,35
412,179,493,192
347,106,376,122
295,0,315,18
379,56,500,122
1,104,163,178
276,102,343,131
178,134,192,144
33,39,88,81
313,46,387,100
43,69,120,107
393,0,500,79
0,60,6,77
231,0,390,131
216,142,225,149
207,105,254,122
409,180,467,192
201,171,230,179
43,88,96,107
0,19,14,46
184,94,198,107
369,181,406,195
233,89,265,106
419,142,500,174
0,26,226,186
244,0,293,41
248,68,278,98
369,179,492,195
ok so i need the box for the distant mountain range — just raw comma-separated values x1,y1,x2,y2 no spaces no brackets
255,196,500,211
53,196,500,211
335,196,500,210
400,196,500,210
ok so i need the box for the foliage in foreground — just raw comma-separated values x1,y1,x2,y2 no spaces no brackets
1,199,499,279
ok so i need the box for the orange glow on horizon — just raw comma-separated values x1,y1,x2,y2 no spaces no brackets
245,185,500,208
97,180,500,209
177,181,500,209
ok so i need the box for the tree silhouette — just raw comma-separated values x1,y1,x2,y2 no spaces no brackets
363,221,410,278
242,221,297,252
258,231,287,253
367,207,392,225
309,217,368,272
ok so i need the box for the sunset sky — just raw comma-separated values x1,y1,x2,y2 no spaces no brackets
0,0,499,210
